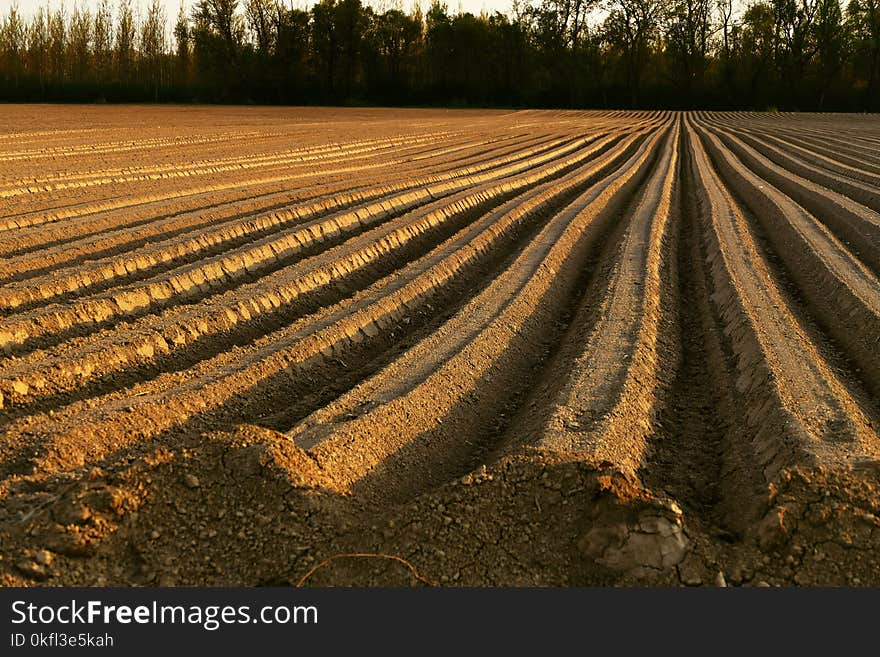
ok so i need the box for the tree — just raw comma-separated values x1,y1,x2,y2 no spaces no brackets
192,0,245,99
94,0,114,88
311,0,338,97
603,0,667,107
311,0,369,100
716,0,735,97
848,0,880,108
115,0,136,83
26,6,50,95
274,6,311,101
174,2,192,90
334,0,369,99
772,0,821,105
717,0,734,59
738,1,778,107
1,5,27,93
666,0,714,104
141,0,166,99
48,5,67,86
0,0,877,109
368,8,422,99
194,0,244,67
246,0,274,57
67,4,93,91
813,0,846,107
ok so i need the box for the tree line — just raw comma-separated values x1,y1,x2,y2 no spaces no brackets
0,0,878,110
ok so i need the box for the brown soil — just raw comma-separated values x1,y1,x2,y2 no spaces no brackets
1,106,879,587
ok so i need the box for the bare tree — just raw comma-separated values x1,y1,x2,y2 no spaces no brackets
717,0,733,59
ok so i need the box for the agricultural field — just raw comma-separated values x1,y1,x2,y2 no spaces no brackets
0,106,879,587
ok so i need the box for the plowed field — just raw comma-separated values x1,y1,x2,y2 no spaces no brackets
2,106,879,587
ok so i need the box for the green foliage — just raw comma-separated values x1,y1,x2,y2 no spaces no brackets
0,0,875,109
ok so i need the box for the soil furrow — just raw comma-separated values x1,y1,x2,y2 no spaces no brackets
0,132,571,299
280,122,671,502
700,119,880,276
0,131,549,263
0,127,659,481
524,120,680,477
0,131,646,418
0,131,460,202
707,120,880,213
687,116,879,489
0,132,619,354
696,121,880,403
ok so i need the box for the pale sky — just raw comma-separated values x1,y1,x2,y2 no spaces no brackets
5,0,519,21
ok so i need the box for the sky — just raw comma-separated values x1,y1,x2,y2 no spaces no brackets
6,0,518,21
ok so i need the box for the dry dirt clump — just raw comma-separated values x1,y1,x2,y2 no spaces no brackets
2,425,878,587
0,426,687,586
745,464,880,586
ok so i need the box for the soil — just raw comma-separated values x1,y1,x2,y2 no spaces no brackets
1,106,879,587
